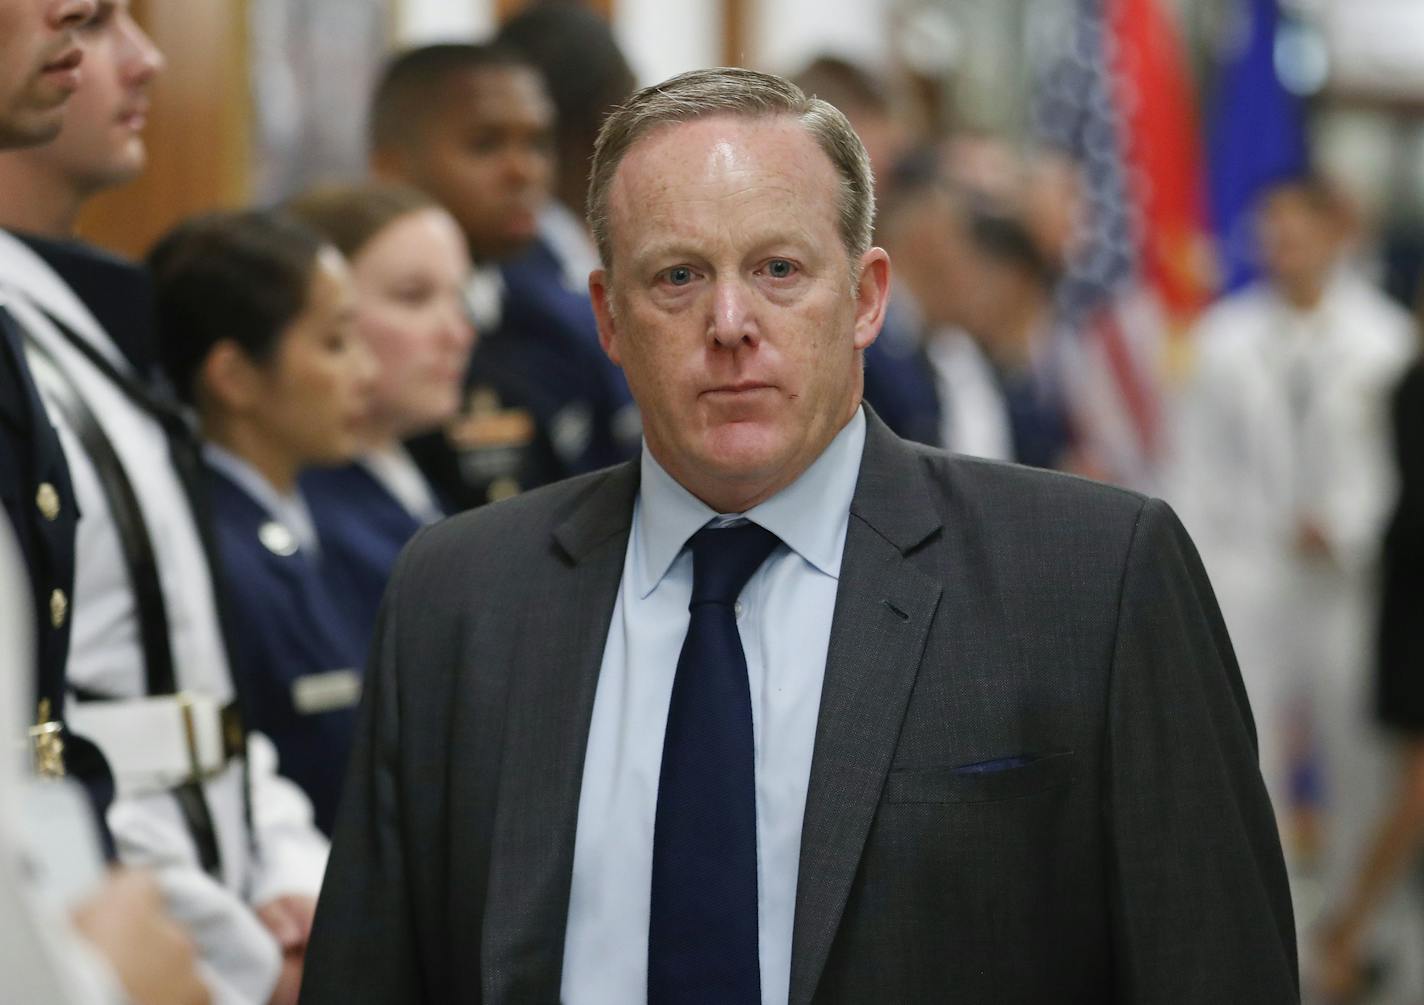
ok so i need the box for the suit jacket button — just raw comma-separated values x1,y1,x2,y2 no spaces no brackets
49,588,68,629
36,482,60,521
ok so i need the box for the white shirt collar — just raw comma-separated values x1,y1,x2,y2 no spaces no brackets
538,202,602,293
359,445,443,525
633,406,867,598
464,264,505,333
203,443,320,555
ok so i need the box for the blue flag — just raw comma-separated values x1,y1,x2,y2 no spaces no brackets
1207,0,1310,294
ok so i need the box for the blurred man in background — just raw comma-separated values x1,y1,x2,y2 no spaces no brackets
0,1,206,1003
0,2,330,1001
371,43,635,510
1168,174,1417,970
957,208,1076,471
876,149,1012,460
495,0,642,457
793,55,943,447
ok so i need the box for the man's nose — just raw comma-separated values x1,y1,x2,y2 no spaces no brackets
120,14,165,87
49,0,96,30
709,277,757,349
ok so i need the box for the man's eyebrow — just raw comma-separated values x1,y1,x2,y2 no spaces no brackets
630,242,705,269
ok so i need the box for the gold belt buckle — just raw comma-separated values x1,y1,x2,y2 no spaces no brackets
29,698,65,780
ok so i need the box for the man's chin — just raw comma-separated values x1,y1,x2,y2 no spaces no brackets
0,106,63,149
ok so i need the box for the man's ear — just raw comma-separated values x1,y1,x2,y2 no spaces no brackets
200,340,261,414
589,267,622,366
852,247,891,351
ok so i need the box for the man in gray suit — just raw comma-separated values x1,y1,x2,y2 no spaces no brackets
302,67,1297,1004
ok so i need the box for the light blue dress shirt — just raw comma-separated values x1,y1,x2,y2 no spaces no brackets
561,408,867,1005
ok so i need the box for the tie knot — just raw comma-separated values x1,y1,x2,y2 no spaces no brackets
688,522,780,608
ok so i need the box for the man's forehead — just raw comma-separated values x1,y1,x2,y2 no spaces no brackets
612,115,834,201
604,115,847,266
442,65,549,113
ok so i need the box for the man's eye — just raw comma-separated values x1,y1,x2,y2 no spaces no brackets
765,259,795,279
664,266,694,286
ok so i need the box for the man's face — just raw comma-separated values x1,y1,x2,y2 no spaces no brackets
0,0,94,148
27,0,161,192
389,65,553,263
591,114,889,513
1257,187,1342,294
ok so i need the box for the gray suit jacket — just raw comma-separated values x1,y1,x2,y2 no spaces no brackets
301,410,1297,1004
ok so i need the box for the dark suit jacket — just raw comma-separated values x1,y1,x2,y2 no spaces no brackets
302,410,1298,1004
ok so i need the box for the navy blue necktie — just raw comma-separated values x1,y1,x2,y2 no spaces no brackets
649,521,781,1004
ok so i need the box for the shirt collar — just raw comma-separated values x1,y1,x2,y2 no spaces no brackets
464,265,505,332
203,443,320,555
538,202,602,293
633,406,867,597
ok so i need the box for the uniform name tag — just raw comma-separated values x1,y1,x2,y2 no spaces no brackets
292,670,362,715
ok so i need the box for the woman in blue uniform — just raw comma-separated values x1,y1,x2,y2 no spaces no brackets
287,184,474,641
149,211,375,834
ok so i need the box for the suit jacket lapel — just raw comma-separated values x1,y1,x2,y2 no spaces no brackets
790,412,944,1005
481,462,639,1002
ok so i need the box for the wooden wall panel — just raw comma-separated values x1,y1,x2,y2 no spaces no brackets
75,0,251,259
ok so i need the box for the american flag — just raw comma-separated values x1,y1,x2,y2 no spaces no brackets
1034,0,1213,488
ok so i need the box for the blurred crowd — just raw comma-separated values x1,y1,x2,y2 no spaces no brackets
5,0,1424,1003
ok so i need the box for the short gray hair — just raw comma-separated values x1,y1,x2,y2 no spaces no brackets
587,66,875,271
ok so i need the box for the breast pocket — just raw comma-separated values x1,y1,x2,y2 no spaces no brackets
884,750,1075,804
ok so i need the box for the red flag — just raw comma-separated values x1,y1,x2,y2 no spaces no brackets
1108,0,1216,329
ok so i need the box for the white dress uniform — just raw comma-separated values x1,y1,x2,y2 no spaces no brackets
1164,269,1416,935
0,231,329,1004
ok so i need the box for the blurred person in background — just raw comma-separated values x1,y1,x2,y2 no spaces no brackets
370,43,635,510
0,5,332,1002
288,183,474,647
1167,173,1416,961
958,208,1076,471
0,1,207,1003
1021,149,1086,276
495,0,642,457
793,55,942,447
1317,331,1424,1001
876,148,1012,459
150,211,375,840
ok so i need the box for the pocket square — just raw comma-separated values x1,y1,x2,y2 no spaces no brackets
885,751,1075,804
952,754,1045,775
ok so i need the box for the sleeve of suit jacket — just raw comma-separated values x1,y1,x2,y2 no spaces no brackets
300,532,428,1004
1106,497,1299,1001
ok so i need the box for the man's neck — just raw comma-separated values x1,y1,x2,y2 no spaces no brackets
0,157,85,238
1278,275,1328,313
992,296,1051,371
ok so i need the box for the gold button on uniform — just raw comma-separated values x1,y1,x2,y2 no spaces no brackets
49,588,68,629
35,482,60,521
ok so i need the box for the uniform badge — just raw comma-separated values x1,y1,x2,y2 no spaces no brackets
258,521,298,557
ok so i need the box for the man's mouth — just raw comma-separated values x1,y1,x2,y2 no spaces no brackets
117,101,149,130
706,382,774,395
42,47,84,75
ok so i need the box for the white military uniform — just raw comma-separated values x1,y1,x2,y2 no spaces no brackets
0,231,329,1004
1165,268,1415,925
